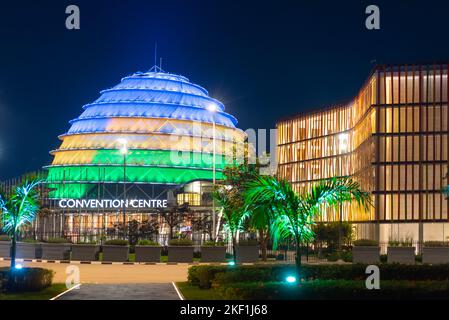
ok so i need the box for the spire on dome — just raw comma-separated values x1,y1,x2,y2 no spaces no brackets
148,65,166,73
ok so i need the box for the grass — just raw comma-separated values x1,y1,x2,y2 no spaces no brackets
0,283,67,300
98,253,201,263
176,282,224,300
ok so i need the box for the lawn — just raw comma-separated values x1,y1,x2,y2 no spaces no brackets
0,283,67,300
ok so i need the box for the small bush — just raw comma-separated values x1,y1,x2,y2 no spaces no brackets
0,235,10,242
137,240,159,246
276,254,285,261
326,252,340,262
104,239,129,246
75,241,97,245
341,251,353,262
353,239,378,246
238,240,258,246
424,241,448,247
188,263,449,289
218,280,449,300
21,239,39,243
0,267,54,292
45,237,70,244
203,241,225,247
188,266,228,289
169,238,193,246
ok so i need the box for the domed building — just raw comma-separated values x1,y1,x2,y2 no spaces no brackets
42,66,246,240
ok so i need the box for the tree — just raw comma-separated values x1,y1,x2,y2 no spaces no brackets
213,186,246,265
220,163,273,260
191,213,213,241
245,176,371,274
0,180,41,269
159,203,191,240
313,222,353,254
139,217,159,241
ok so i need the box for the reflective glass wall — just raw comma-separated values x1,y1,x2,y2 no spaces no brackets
277,64,449,225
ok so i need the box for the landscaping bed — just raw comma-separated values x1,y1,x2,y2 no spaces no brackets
0,267,54,293
182,264,449,300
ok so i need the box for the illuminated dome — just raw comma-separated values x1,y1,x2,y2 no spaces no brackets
46,66,245,199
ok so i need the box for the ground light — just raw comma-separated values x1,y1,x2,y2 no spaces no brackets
285,275,297,284
15,264,23,270
228,261,235,266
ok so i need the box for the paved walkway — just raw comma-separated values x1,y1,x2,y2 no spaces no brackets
56,283,181,300
0,261,189,284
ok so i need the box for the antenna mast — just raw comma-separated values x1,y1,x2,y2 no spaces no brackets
154,42,158,68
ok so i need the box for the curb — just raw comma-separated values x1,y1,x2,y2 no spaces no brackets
0,257,244,266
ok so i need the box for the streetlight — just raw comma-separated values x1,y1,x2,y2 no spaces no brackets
117,138,128,240
338,133,349,251
207,104,218,240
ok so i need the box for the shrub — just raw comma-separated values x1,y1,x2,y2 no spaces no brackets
75,241,97,245
169,238,193,246
188,263,449,289
0,235,10,242
237,240,258,246
424,241,448,247
218,280,449,300
0,267,54,292
326,252,339,262
276,254,285,261
188,266,229,289
353,239,378,246
104,239,129,246
137,240,159,246
45,237,70,244
340,251,353,263
203,241,225,247
326,251,352,262
21,239,38,243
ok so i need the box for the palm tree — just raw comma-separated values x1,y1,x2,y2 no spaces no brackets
213,186,246,265
0,180,41,269
241,205,272,261
245,176,371,273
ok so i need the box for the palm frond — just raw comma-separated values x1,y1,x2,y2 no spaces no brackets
0,179,41,235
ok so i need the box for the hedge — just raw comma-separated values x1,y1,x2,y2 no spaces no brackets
169,239,193,246
218,280,449,300
103,239,129,246
188,264,449,289
0,267,54,292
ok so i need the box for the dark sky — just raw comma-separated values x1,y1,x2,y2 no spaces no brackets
1,0,449,180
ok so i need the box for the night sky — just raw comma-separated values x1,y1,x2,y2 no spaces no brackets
1,0,449,180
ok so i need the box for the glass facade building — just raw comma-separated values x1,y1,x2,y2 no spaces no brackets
277,63,449,243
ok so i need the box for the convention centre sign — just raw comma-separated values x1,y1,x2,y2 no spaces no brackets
58,199,168,209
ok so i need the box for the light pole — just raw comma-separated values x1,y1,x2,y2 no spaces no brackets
207,104,218,240
338,133,349,251
117,138,128,240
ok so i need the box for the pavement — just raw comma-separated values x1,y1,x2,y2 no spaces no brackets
56,283,181,300
0,260,189,284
